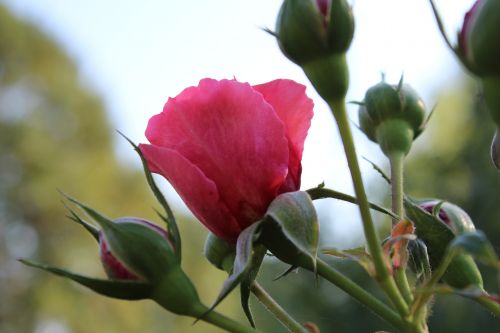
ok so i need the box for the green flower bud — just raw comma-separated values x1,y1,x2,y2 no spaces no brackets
358,81,426,156
418,200,483,288
460,0,500,76
420,200,476,236
276,0,354,65
204,232,236,273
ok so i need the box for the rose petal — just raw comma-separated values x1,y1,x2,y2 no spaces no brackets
139,144,242,242
145,79,290,228
253,79,314,190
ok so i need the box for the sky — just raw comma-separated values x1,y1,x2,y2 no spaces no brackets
2,0,476,247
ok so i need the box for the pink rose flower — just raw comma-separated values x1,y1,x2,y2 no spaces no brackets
140,79,313,243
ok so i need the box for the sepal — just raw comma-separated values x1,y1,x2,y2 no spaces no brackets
19,259,152,300
260,191,319,271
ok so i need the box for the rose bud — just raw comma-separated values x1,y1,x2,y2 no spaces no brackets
140,79,313,243
419,200,476,236
418,200,483,288
99,217,171,280
358,81,426,157
275,0,354,102
459,0,500,77
276,0,354,65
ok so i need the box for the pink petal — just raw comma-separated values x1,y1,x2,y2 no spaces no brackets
253,79,314,190
144,79,290,230
139,144,242,243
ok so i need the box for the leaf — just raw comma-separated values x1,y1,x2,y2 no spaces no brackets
322,247,375,277
405,197,483,288
362,157,391,184
208,222,265,327
62,193,177,282
307,186,396,218
262,191,318,271
118,132,181,261
20,259,152,300
448,231,499,268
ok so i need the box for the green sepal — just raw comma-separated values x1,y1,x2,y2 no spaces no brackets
119,132,182,262
322,247,375,277
327,0,355,54
204,232,236,272
209,222,266,327
275,0,327,65
407,239,432,284
260,191,319,271
63,203,99,242
448,231,499,269
151,265,203,317
19,259,152,300
405,198,483,288
63,194,177,283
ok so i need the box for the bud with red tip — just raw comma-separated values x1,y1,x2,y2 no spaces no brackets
459,0,500,76
99,217,172,280
275,0,355,102
418,200,483,288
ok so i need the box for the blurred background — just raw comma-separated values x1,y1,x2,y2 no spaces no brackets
0,0,499,332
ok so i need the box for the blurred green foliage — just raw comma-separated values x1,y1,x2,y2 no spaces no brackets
0,5,243,333
0,4,498,333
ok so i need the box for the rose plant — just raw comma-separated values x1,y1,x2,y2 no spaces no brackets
21,1,500,333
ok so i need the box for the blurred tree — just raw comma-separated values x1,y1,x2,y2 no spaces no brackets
0,5,242,333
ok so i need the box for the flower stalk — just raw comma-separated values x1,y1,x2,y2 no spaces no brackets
329,100,409,317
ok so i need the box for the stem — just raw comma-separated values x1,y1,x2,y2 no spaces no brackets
389,152,414,305
329,100,409,316
316,258,405,330
250,282,308,333
389,152,405,225
196,304,261,333
476,296,500,317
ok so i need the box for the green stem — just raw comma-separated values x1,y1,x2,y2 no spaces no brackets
329,100,409,316
389,152,414,305
476,296,500,317
195,304,261,333
389,152,405,225
316,258,405,330
250,282,308,333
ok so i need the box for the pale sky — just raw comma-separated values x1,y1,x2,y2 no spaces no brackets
2,0,476,247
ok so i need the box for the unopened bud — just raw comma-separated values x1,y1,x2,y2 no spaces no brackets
358,81,426,156
420,200,476,235
99,217,172,280
459,0,500,76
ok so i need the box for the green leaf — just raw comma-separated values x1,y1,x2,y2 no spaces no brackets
63,194,177,283
322,247,375,277
449,231,499,268
118,132,182,262
262,191,318,271
362,157,391,184
307,186,396,218
20,259,152,300
405,197,483,288
208,222,266,327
